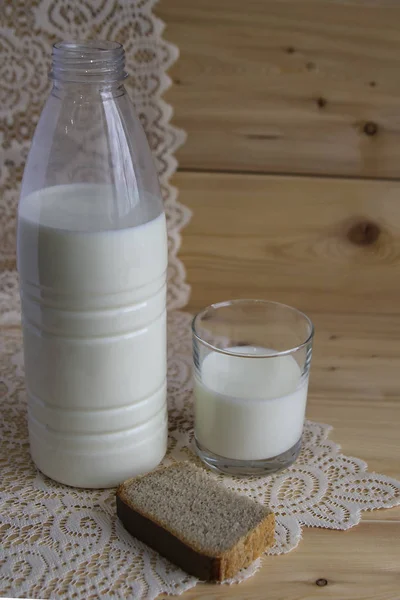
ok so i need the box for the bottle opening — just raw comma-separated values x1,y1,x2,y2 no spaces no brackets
50,40,127,83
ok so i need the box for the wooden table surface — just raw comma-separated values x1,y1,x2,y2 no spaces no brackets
161,172,400,599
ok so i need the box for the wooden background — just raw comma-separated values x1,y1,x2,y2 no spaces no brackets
156,0,400,315
159,0,400,179
156,1,400,598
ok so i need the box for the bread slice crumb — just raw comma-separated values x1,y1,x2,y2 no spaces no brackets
117,462,275,580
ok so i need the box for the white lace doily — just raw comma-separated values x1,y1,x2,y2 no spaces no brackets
1,1,400,599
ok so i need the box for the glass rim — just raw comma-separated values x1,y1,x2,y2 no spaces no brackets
192,299,314,358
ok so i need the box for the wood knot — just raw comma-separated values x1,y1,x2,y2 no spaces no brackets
347,221,380,246
316,578,328,587
363,121,378,136
317,97,327,108
286,46,295,54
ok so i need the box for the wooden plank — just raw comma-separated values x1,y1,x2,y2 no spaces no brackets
161,522,400,599
177,172,400,314
158,0,400,178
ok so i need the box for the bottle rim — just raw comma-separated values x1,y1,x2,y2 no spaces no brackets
50,40,127,83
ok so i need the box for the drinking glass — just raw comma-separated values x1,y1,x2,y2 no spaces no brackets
192,300,314,476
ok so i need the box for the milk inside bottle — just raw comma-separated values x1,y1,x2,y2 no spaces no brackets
17,41,168,488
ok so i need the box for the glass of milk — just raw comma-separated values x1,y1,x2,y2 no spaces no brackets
193,300,314,476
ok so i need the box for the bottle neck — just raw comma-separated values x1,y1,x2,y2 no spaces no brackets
51,79,126,100
50,41,127,85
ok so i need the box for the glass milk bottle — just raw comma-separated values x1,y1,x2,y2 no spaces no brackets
17,41,168,488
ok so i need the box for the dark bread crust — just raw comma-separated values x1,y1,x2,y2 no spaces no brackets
117,494,218,580
116,484,275,581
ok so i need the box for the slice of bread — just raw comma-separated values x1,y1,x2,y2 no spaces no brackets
116,462,274,581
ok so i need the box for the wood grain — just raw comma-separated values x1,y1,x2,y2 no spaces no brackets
157,0,400,178
305,312,399,479
162,522,400,599
177,172,400,314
